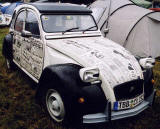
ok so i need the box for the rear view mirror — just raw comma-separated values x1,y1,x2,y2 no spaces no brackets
21,30,32,37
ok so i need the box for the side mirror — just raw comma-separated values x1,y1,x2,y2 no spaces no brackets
21,30,32,37
103,28,109,34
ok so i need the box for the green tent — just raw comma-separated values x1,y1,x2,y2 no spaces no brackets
131,0,152,8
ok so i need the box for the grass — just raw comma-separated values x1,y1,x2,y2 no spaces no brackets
0,27,160,129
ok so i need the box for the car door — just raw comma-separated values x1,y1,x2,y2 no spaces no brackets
22,9,44,80
13,9,26,66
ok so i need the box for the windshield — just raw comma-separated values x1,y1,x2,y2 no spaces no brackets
41,14,98,33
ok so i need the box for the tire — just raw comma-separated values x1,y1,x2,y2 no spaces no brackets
45,89,66,123
41,86,71,125
40,83,82,126
37,65,85,126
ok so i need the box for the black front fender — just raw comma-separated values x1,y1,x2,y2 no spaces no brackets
36,63,84,99
36,63,106,115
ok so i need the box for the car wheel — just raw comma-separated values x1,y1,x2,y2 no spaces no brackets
39,79,82,125
45,89,65,123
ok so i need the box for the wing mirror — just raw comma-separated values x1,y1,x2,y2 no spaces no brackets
21,30,32,37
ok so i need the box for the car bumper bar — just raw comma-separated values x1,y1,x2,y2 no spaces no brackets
83,90,156,124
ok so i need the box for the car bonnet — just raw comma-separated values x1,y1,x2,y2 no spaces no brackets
46,37,143,101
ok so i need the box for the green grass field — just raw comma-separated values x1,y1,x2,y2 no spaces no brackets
0,28,160,129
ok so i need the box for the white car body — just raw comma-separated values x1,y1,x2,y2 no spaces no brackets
45,36,143,102
4,3,156,124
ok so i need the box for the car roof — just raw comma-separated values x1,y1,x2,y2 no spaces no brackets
28,3,92,14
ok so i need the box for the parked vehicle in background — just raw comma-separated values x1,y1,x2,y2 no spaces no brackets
148,0,160,10
147,0,160,7
0,2,22,26
2,2,156,125
0,2,10,26
0,3,11,13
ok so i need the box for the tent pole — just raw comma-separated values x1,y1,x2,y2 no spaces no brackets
152,1,154,8
101,0,112,36
105,0,112,28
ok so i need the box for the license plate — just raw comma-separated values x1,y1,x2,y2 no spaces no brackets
114,94,144,111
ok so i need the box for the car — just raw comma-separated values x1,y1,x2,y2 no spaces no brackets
0,2,11,10
0,2,22,26
0,3,11,24
147,0,160,8
2,3,156,124
0,3,2,8
0,3,10,26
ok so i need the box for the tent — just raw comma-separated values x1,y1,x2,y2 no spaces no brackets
89,0,160,58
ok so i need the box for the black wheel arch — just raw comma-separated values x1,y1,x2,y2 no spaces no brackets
2,33,13,60
36,63,106,116
36,63,84,100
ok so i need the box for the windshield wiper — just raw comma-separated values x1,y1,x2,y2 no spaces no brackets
83,25,97,33
62,27,79,34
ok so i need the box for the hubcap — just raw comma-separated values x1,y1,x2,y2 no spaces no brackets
46,89,65,122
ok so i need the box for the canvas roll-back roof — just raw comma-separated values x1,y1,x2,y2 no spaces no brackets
29,3,92,13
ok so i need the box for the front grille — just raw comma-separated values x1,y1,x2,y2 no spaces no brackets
114,79,144,101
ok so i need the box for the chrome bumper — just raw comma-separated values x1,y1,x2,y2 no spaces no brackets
83,90,156,124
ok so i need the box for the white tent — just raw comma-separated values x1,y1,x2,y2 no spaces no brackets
89,0,160,58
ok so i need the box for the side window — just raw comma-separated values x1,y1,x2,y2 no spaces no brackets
14,11,25,32
25,11,40,38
